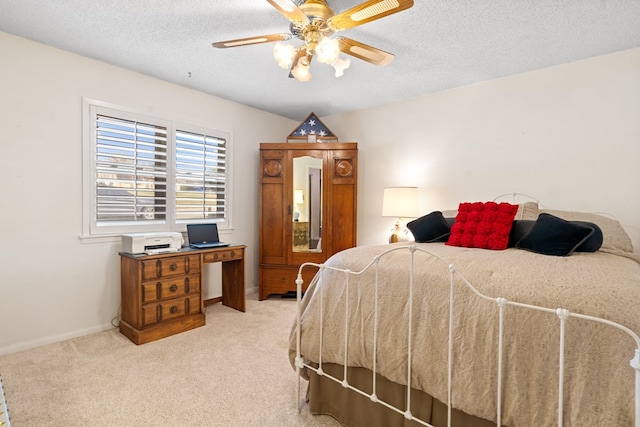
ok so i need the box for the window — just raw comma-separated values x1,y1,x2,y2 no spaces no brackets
175,130,227,221
83,99,231,237
95,115,169,223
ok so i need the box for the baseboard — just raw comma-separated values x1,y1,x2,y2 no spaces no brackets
0,323,114,356
1,284,260,356
246,284,259,296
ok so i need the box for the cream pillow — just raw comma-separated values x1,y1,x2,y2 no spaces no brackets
517,201,539,220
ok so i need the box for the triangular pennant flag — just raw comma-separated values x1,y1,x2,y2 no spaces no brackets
287,112,337,142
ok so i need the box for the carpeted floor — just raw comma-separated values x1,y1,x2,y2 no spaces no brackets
0,294,341,426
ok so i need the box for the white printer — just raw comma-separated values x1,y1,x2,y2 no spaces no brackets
121,232,183,255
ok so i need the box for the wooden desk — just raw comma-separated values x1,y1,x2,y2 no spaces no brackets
119,245,246,344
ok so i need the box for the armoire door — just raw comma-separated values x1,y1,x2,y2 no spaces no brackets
326,148,358,256
259,148,287,266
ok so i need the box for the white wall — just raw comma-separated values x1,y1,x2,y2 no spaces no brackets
0,32,296,354
324,48,640,249
2,31,638,355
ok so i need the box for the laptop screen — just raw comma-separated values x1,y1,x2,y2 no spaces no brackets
187,223,220,244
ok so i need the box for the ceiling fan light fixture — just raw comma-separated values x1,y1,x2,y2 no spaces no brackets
274,42,297,69
291,61,312,82
331,56,351,77
316,37,340,64
214,0,415,82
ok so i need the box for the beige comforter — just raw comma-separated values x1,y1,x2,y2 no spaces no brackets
289,243,640,426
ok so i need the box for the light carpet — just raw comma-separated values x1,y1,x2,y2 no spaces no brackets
0,294,340,426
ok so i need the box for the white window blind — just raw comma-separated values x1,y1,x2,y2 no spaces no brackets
95,115,168,223
83,99,232,238
175,129,227,221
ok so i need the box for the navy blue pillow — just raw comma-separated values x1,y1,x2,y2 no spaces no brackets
516,213,594,256
508,220,535,247
407,211,451,243
572,221,603,252
509,219,602,251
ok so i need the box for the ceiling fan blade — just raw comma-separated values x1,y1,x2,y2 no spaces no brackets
329,0,414,31
337,37,394,66
212,33,292,48
266,0,310,24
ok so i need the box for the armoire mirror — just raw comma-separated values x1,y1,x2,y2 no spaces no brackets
292,155,322,253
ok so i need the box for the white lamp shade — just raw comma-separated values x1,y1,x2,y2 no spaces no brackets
382,187,419,218
294,189,304,204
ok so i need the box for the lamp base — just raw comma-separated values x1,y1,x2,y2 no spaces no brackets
388,221,410,243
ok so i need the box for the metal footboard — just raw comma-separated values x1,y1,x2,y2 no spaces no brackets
294,244,640,427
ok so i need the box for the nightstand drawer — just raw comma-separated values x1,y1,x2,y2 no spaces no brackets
141,275,200,303
142,294,201,327
202,248,243,263
140,254,200,281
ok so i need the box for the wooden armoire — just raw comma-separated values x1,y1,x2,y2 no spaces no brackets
259,142,358,300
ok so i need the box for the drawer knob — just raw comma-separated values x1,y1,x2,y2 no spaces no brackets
169,284,178,292
169,263,178,271
170,306,178,314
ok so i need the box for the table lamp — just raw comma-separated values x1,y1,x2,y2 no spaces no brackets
382,187,419,243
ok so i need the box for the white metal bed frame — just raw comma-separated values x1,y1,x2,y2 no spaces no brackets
294,244,640,427
0,376,10,427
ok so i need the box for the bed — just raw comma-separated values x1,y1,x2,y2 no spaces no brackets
288,199,640,427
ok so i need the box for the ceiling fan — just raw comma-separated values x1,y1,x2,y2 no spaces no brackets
212,0,414,82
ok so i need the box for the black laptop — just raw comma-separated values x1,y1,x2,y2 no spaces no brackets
187,223,229,249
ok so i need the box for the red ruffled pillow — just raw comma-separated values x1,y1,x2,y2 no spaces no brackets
446,201,518,250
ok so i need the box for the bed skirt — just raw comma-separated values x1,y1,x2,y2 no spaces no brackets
307,363,498,427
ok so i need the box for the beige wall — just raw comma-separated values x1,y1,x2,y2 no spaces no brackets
0,32,296,354
324,48,640,248
2,30,638,354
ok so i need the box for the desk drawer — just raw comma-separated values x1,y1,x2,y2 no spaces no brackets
142,294,201,327
202,248,243,263
141,275,200,304
140,254,200,281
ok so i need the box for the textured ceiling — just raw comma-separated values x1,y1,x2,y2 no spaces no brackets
2,1,640,121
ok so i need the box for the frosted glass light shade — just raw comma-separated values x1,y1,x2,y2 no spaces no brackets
316,38,340,64
273,42,296,69
331,56,350,77
291,62,312,82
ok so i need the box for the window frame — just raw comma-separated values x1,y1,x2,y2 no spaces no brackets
82,98,233,240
